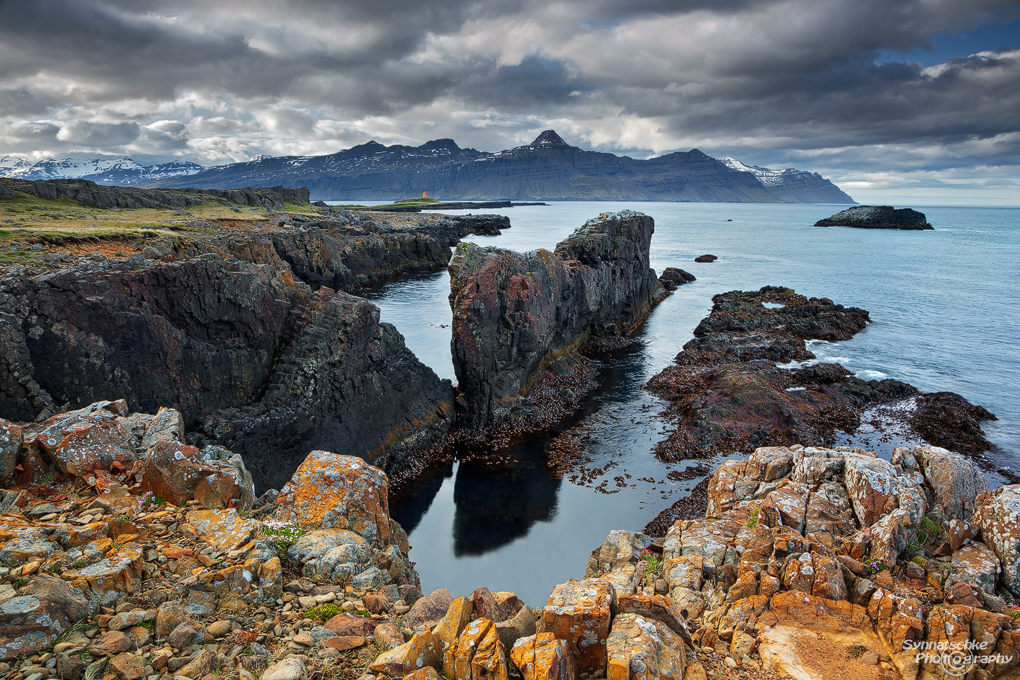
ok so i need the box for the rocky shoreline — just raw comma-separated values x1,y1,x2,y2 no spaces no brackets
1,400,1018,680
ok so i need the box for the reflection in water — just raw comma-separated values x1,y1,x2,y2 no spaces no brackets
390,462,452,536
452,447,561,556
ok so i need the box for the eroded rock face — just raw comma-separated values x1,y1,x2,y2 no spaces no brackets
973,485,1020,596
0,212,480,491
449,211,664,427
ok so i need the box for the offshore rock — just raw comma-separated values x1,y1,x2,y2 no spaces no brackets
814,205,933,230
449,211,664,427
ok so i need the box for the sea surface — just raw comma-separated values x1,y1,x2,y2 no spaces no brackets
352,201,1020,606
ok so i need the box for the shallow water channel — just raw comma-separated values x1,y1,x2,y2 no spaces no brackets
355,201,1020,606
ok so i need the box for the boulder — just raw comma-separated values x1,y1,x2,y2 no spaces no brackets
495,605,536,651
0,577,90,660
658,268,695,291
951,542,1001,595
287,528,372,582
606,613,688,680
693,254,717,262
182,509,258,552
615,593,692,648
139,439,250,509
842,452,900,527
538,578,614,675
510,633,577,680
404,588,453,630
275,451,396,548
434,596,474,647
972,485,1020,596
140,407,185,451
324,613,379,637
370,631,445,676
473,586,510,622
912,446,988,521
260,656,306,680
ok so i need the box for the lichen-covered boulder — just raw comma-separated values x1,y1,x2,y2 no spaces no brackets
275,450,395,548
606,614,688,680
371,630,445,677
842,452,901,527
182,509,257,553
912,446,989,521
288,528,371,581
510,633,577,680
951,542,1001,595
538,578,615,675
973,485,1020,596
0,576,90,660
140,440,253,510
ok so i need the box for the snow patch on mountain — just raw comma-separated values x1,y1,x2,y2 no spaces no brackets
0,156,203,184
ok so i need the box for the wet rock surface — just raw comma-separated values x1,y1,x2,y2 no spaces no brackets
814,205,933,230
645,287,998,473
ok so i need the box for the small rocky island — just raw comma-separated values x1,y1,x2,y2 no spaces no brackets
814,205,933,230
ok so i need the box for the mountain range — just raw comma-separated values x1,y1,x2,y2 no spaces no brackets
0,131,855,203
0,156,202,185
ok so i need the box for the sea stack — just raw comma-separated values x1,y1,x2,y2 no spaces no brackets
448,210,664,428
814,205,933,230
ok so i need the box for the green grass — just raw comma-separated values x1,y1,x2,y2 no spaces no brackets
0,190,326,244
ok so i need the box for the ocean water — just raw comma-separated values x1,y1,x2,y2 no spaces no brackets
357,201,1020,606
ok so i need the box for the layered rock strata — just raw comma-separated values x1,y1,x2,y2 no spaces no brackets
815,206,933,230
646,287,997,465
449,211,665,427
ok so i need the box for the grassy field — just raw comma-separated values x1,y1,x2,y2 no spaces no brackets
0,191,323,243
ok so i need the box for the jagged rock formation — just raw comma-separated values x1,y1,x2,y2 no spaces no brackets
644,444,1020,680
152,131,851,203
815,206,933,230
647,287,997,465
448,211,665,427
0,177,309,210
0,209,519,490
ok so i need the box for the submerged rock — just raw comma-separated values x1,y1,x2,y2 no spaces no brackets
814,205,933,230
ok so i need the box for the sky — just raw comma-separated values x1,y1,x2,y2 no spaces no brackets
1,0,1019,205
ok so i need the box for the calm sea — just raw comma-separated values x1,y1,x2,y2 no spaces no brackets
353,201,1020,606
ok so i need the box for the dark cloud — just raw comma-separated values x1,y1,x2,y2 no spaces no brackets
0,0,1017,201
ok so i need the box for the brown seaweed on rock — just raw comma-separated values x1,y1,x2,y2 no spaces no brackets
646,286,998,466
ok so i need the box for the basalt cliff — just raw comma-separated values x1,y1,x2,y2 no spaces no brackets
0,182,520,492
448,211,665,428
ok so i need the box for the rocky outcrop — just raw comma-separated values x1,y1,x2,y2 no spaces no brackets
658,268,695,291
644,444,1020,680
646,287,997,464
814,206,933,230
0,208,496,490
449,211,665,427
0,177,309,210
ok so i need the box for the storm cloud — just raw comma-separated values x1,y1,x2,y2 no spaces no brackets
0,0,1018,201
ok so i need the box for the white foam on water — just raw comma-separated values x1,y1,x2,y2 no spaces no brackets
854,369,888,380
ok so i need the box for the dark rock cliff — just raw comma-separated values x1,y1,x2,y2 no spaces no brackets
448,210,664,427
814,205,933,230
0,177,310,210
0,209,517,491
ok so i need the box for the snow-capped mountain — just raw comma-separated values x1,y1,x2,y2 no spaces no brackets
720,158,855,203
0,156,204,185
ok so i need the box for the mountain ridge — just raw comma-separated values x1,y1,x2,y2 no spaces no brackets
1,132,856,203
